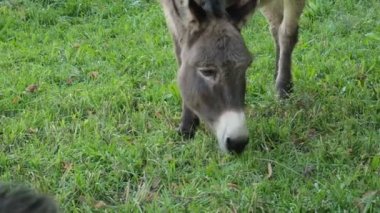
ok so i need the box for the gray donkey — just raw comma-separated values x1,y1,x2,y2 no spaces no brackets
160,0,305,153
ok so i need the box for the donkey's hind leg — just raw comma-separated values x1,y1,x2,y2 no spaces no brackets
262,0,305,99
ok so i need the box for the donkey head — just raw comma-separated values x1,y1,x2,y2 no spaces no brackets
178,0,257,153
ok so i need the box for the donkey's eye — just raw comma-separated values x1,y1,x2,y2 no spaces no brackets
198,68,217,79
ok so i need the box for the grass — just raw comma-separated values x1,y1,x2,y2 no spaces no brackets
0,0,379,211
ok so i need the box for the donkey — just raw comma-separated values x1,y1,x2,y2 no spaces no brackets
160,0,305,153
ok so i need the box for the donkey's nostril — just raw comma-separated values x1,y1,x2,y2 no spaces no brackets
226,137,232,147
226,137,248,154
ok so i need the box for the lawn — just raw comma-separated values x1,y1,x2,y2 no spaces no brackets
0,0,379,211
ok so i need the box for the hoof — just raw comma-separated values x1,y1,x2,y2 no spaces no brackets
177,125,196,139
276,81,293,99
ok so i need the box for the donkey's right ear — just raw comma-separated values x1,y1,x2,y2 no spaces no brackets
188,0,207,23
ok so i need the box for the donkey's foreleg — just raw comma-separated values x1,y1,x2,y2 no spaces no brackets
178,104,200,139
276,24,298,98
276,0,305,98
172,38,199,139
261,1,284,80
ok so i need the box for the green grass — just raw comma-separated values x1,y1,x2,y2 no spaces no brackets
0,0,379,211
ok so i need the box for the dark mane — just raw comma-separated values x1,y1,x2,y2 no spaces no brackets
201,0,225,17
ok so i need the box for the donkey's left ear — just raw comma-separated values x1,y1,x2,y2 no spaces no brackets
226,0,258,28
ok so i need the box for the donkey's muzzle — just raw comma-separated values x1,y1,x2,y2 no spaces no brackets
214,111,249,153
226,137,248,154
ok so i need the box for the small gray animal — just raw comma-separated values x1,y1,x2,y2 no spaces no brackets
0,184,58,213
160,0,305,153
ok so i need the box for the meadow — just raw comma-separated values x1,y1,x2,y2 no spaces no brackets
0,0,379,211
